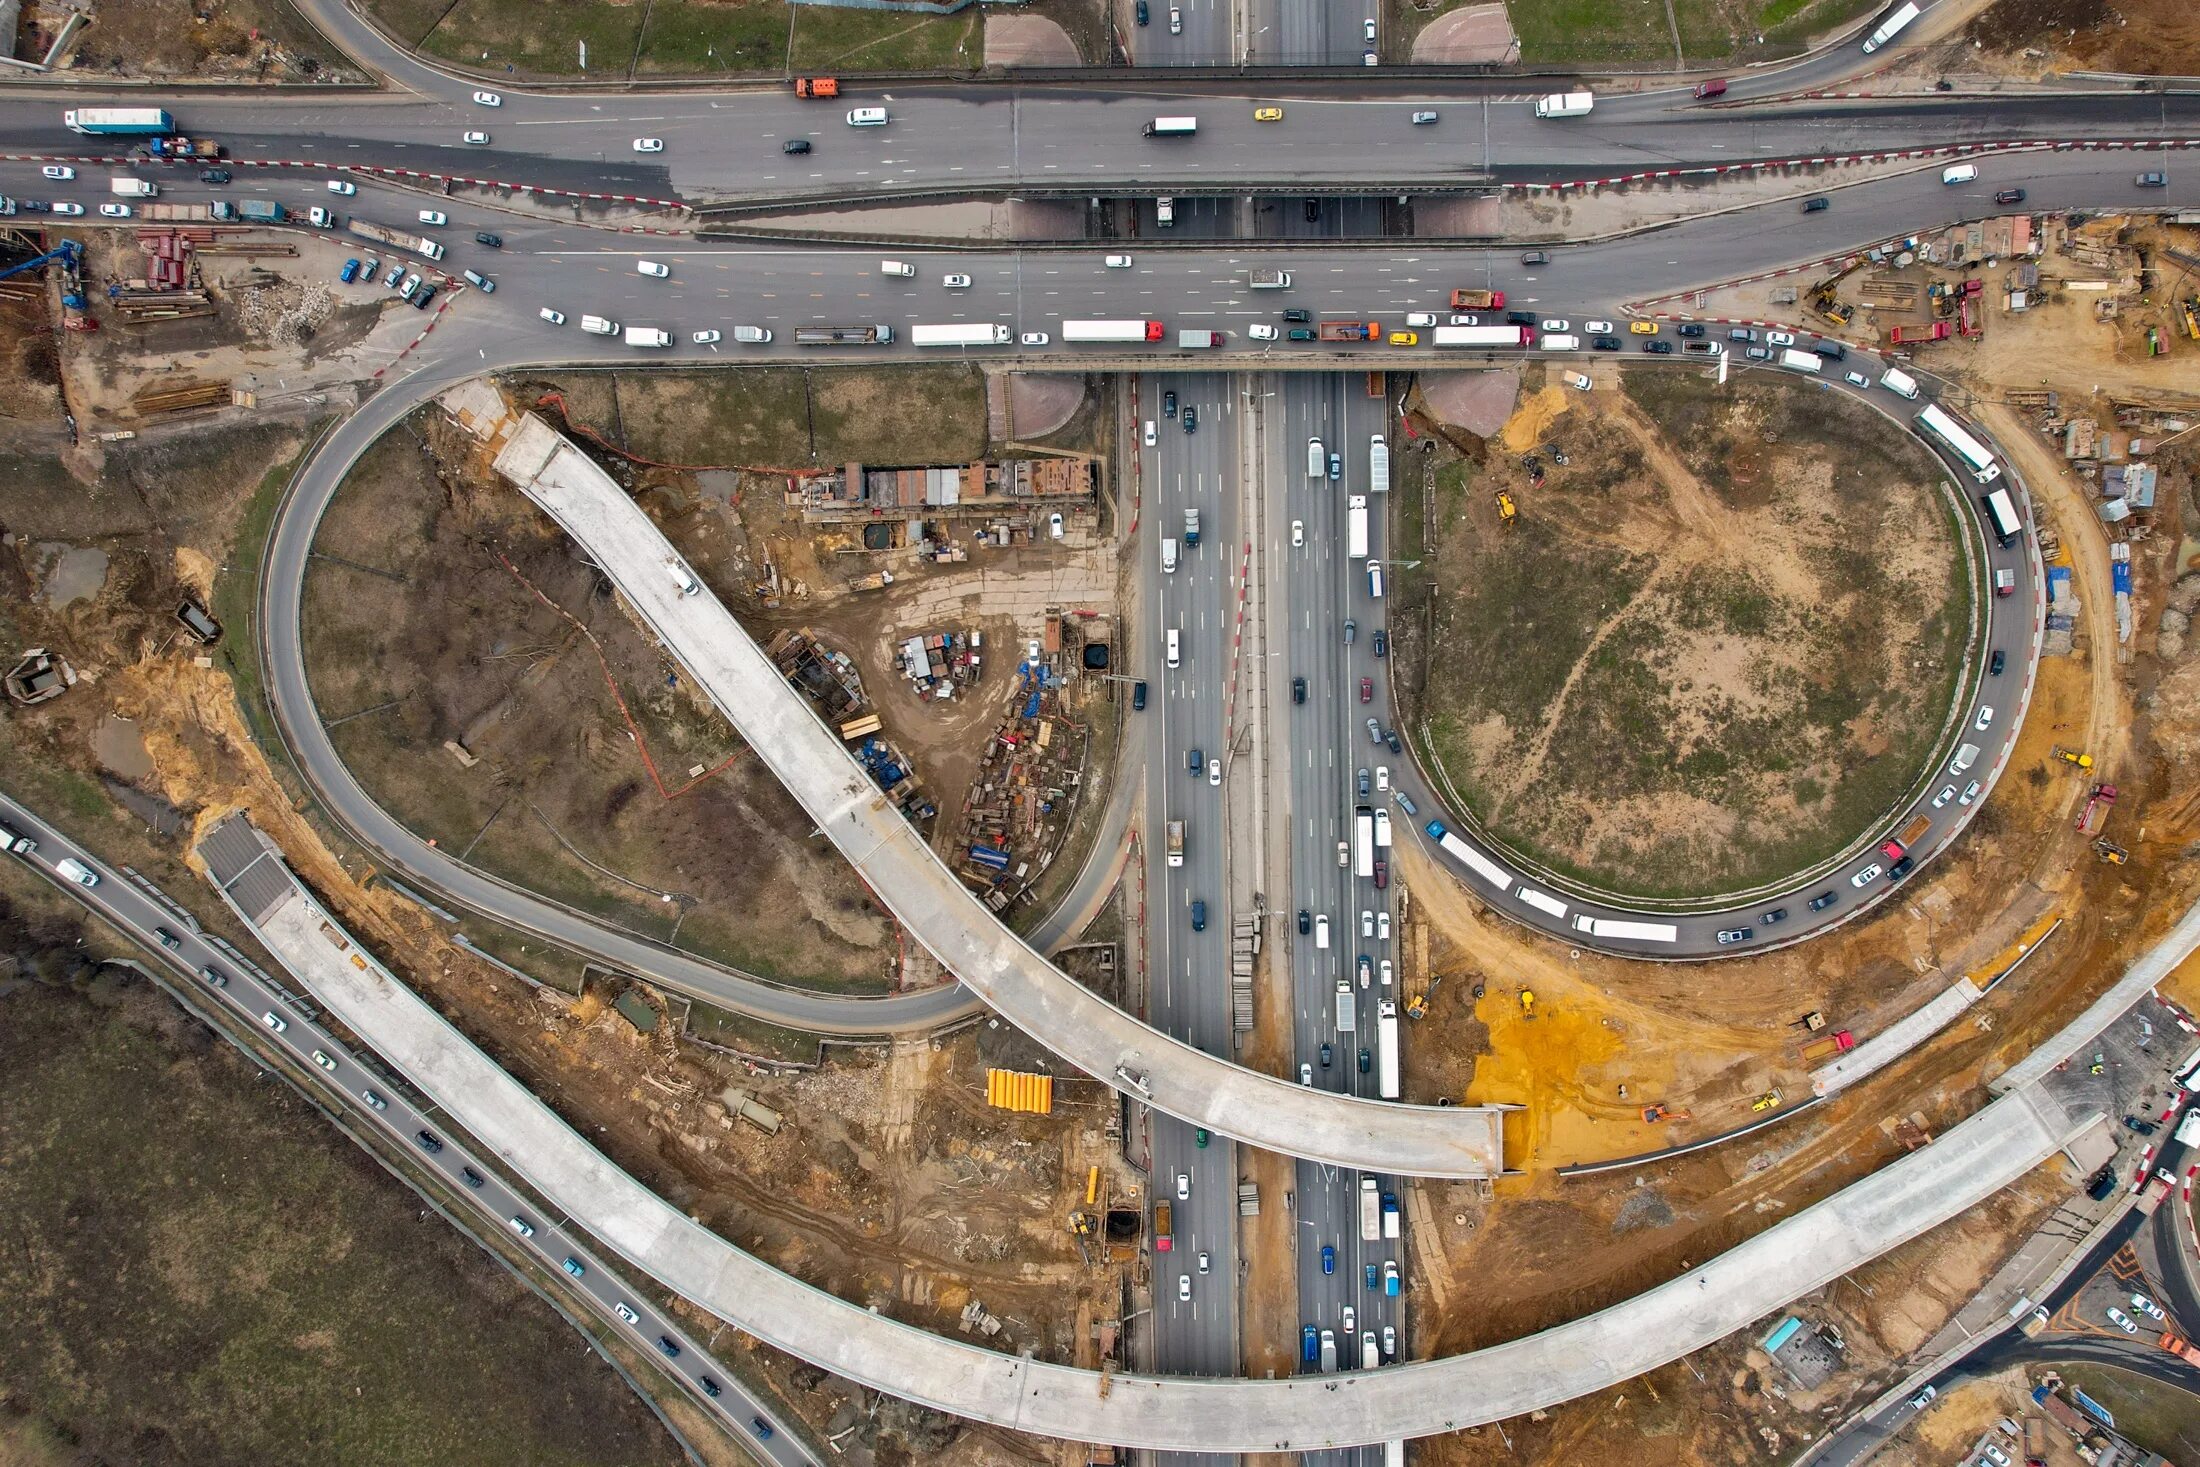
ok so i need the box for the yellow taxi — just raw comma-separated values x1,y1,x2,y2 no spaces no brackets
1387,331,1418,347
1628,320,1661,335
1254,106,1285,122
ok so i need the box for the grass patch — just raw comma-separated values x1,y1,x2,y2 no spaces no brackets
2055,1367,2200,1461
1508,0,1677,62
634,0,790,72
0,966,685,1467
365,0,455,46
416,0,645,77
789,4,983,70
682,998,826,1065
211,426,328,766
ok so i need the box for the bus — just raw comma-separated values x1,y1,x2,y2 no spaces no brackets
909,324,1010,347
1861,0,1920,52
1354,807,1376,879
1571,914,1682,943
1980,489,2024,548
1915,403,2003,484
1425,821,1516,894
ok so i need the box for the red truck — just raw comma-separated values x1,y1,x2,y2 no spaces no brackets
1799,1029,1855,1062
1889,321,1950,344
1318,321,1380,342
793,77,840,98
1880,813,1932,862
1449,288,1504,310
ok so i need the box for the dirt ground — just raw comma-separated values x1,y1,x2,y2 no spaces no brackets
36,0,364,78
1400,367,1968,899
1964,0,2200,74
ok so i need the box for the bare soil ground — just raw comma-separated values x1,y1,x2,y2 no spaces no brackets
1965,0,2200,73
1401,367,1967,900
39,0,364,78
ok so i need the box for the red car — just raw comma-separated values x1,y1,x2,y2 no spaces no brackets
1359,677,1374,703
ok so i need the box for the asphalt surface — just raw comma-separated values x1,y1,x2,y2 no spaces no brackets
0,794,807,1466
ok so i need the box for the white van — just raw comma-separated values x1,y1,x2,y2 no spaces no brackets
1367,563,1385,599
1307,437,1325,477
1165,629,1181,669
1156,196,1175,226
732,325,772,343
847,107,889,126
1539,333,1580,352
579,315,620,336
1949,741,1981,775
666,559,701,596
1161,538,1179,574
1941,163,1978,185
55,856,97,887
1878,367,1920,400
880,260,915,278
1315,915,1331,949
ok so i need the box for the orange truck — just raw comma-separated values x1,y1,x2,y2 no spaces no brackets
793,77,840,98
2161,1331,2200,1365
1890,321,1950,344
1800,1029,1855,1062
1318,320,1379,342
1450,288,1504,310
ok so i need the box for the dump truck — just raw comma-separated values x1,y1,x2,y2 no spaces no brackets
1800,1029,1855,1062
1449,287,1504,310
793,77,840,98
144,136,222,160
140,201,239,222
1249,269,1292,289
1319,320,1379,342
1166,819,1184,868
1880,813,1932,860
347,217,445,260
792,323,894,345
1890,321,1950,344
2078,784,2118,834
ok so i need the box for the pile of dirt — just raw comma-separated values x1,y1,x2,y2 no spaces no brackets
1964,0,2200,73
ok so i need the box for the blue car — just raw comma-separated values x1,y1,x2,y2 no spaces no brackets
1301,1325,1319,1363
338,258,360,283
1320,1244,1335,1275
657,1336,682,1358
560,1257,585,1279
1365,1263,1379,1291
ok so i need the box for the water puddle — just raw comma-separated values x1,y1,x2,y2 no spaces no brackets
39,543,109,606
91,716,156,781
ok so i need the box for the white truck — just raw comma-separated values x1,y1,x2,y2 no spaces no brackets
1368,435,1389,494
1336,978,1357,1034
1778,347,1824,374
1534,91,1595,119
579,315,620,336
1249,269,1293,290
624,327,673,348
1376,1001,1399,1099
910,323,1010,346
1878,367,1921,399
109,177,159,197
1358,1176,1381,1241
1346,495,1369,560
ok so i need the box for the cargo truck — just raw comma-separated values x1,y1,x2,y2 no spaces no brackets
109,177,159,197
65,108,176,136
346,217,445,260
1449,287,1504,310
1354,807,1375,878
1061,319,1165,343
1249,269,1292,290
909,323,1010,346
1183,507,1200,546
1166,819,1185,868
1359,1177,1380,1241
792,76,839,97
1381,1191,1399,1239
1534,91,1595,118
1336,978,1357,1034
1142,116,1198,137
1319,321,1379,342
1376,1001,1399,1099
144,136,222,159
1177,329,1224,349
1778,347,1824,374
1799,1029,1855,1062
1432,325,1531,348
1889,321,1950,344
1880,813,1932,860
624,326,673,347
1368,435,1389,494
1154,1201,1173,1252
792,323,894,345
1346,495,1369,559
239,199,286,223
140,201,239,222
1878,367,1920,399
0,818,34,854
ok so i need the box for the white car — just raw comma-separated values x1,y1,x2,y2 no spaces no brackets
693,330,721,345
1767,330,1796,346
1851,863,1883,887
1377,911,1389,941
2106,1306,2137,1334
1175,1170,1190,1199
1291,519,1304,547
1143,420,1157,446
632,137,664,153
1932,784,1957,808
1177,1274,1191,1301
1974,706,1994,731
2131,1292,2166,1320
1299,1062,1313,1085
1105,254,1133,268
417,209,447,226
327,179,357,196
540,308,566,325
1248,323,1279,341
463,130,490,145
311,1050,337,1071
1169,5,1182,32
1959,780,1982,806
1021,331,1049,346
1380,959,1393,986
50,202,84,216
42,165,74,181
1363,16,1377,39
1450,313,1479,325
1209,760,1220,787
472,90,502,106
99,203,132,218
614,1302,640,1324
261,1011,287,1033
942,273,972,289
1048,512,1065,540
1361,910,1375,938
1585,319,1613,334
1197,1250,1210,1275
1342,1305,1356,1333
637,260,670,278
1540,318,1569,332
1981,1448,2012,1467
1375,766,1389,791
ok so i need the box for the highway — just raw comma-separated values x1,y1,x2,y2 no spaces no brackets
0,795,806,1465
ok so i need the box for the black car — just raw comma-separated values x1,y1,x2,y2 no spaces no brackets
1505,310,1535,327
1813,339,1846,360
1989,649,2006,676
1358,1048,1371,1074
1293,676,1307,704
1304,198,1321,222
1383,728,1401,755
2086,1167,2118,1201
1283,309,1311,323
1887,855,1915,881
1135,0,1149,21
412,285,438,311
1372,628,1387,658
1994,188,2027,205
1676,323,1706,338
750,1418,775,1441
200,168,231,184
1808,891,1837,912
460,1166,485,1188
700,1376,723,1398
1761,908,1787,925
1132,681,1147,710
1519,250,1551,266
1591,335,1622,351
1641,340,1674,354
1190,899,1207,931
1298,908,1311,934
1182,405,1198,433
784,139,811,154
658,1336,682,1358
416,1130,444,1153
2123,1113,2159,1136
1319,1043,1332,1068
1163,389,1178,418
1802,196,1830,213
474,231,502,248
